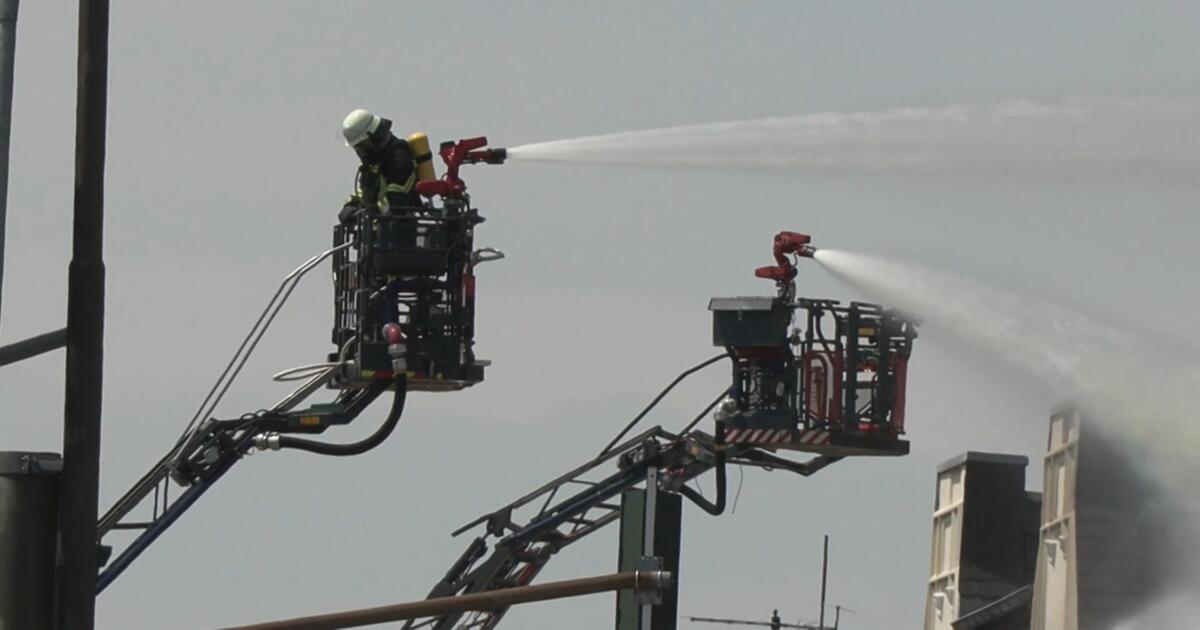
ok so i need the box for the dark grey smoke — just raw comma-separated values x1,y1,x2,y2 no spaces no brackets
813,250,1200,627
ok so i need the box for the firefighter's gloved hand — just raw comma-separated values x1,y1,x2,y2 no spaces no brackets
338,203,362,225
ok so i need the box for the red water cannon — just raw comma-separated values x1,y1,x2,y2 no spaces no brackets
754,231,815,283
416,136,507,199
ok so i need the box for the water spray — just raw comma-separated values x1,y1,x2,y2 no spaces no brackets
811,249,1200,461
507,97,1200,176
810,248,1200,623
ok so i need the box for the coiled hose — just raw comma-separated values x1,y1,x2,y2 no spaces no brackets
278,377,408,457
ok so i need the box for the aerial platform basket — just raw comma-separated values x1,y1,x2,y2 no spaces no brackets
331,201,488,393
709,294,917,457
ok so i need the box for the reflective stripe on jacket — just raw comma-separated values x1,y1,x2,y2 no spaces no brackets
352,135,419,212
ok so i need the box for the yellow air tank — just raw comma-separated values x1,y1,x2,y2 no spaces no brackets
408,132,436,182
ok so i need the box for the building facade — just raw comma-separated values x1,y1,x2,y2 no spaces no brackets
926,409,1175,630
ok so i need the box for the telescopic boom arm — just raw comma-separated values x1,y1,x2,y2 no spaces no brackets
96,377,405,593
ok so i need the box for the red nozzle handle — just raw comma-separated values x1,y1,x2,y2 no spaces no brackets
773,231,812,263
448,136,488,155
419,136,502,199
754,265,795,281
755,230,813,283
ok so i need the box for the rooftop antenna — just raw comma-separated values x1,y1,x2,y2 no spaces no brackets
818,535,828,630
685,536,837,630
829,604,855,629
684,609,823,629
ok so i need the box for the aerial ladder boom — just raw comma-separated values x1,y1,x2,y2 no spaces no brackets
97,136,506,593
402,423,841,630
402,230,916,630
96,240,370,591
97,223,913,630
97,375,404,592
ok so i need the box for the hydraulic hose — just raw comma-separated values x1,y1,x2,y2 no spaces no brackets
679,446,727,516
277,377,407,457
681,422,724,516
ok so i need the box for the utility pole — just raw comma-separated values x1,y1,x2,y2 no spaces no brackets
0,0,70,364
0,1,69,364
57,0,109,628
0,0,16,329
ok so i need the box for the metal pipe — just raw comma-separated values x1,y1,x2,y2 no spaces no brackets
220,569,673,630
57,0,109,627
0,327,66,366
0,0,16,332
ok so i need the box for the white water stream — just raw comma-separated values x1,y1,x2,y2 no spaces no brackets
509,98,1200,177
814,249,1200,628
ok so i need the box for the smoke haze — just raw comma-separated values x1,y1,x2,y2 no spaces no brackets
814,250,1200,627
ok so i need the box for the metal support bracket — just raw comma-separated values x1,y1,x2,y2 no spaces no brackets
472,247,506,265
635,556,665,606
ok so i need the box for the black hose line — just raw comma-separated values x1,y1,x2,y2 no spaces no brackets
599,353,730,456
278,377,408,456
679,449,727,516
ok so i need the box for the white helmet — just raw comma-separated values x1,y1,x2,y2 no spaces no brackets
342,108,381,147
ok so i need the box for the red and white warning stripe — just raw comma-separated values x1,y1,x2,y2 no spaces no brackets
723,428,792,444
795,429,831,445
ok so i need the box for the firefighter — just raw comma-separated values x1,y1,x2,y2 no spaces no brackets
339,109,421,329
338,108,420,227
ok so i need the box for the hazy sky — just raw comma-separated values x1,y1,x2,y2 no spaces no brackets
3,2,1199,628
